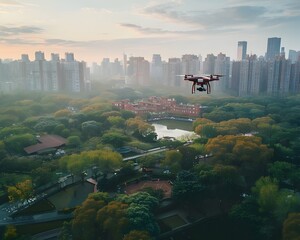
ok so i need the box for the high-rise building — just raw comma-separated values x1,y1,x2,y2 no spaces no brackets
230,61,241,95
51,53,60,62
150,54,163,84
290,61,300,93
21,54,30,62
65,52,75,62
237,41,247,61
214,53,230,92
101,58,111,79
165,58,181,87
288,50,300,63
267,58,291,95
127,57,150,86
280,47,285,58
35,51,45,61
266,37,281,61
181,54,200,75
203,54,216,75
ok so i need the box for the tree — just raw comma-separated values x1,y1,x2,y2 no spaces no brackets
0,140,7,158
196,164,245,199
67,136,81,148
283,213,300,240
268,161,294,184
107,116,125,128
33,118,61,133
54,109,72,118
193,118,214,129
205,135,273,185
4,133,36,154
101,132,129,148
59,149,123,175
0,126,33,139
126,204,159,236
123,230,152,240
125,117,156,140
141,187,164,201
72,192,109,240
229,196,267,240
117,192,159,211
172,170,204,204
4,225,17,240
96,201,129,240
59,221,72,240
252,177,279,213
252,177,300,222
161,150,183,173
197,124,218,138
31,166,54,187
120,110,136,120
81,120,102,138
177,145,198,170
7,179,33,202
117,192,160,236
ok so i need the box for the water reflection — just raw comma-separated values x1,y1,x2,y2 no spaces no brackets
152,123,196,140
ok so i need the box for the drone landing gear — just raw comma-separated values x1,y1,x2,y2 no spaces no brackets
197,87,206,92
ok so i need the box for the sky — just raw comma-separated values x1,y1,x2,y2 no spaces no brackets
1,0,300,64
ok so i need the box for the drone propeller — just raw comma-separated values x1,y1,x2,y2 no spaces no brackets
213,74,224,77
202,73,223,77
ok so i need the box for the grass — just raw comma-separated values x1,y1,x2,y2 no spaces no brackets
154,119,193,131
158,214,187,233
16,219,67,236
48,181,94,210
13,199,55,217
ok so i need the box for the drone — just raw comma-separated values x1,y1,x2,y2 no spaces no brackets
182,74,223,94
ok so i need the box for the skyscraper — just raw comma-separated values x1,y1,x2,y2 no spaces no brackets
35,51,45,61
237,41,247,61
266,37,281,61
65,52,75,62
150,54,163,84
127,57,150,86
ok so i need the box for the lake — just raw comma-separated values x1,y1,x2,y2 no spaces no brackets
151,120,197,140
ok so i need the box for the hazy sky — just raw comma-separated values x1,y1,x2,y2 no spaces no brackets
1,0,300,63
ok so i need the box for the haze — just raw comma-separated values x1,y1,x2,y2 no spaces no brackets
1,0,300,63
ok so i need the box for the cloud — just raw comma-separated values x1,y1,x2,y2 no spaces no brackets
119,23,191,34
45,38,80,46
0,25,43,36
0,38,41,45
140,1,300,33
143,3,267,28
0,0,22,7
81,7,112,14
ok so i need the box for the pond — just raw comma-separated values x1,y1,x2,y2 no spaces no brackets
152,120,197,140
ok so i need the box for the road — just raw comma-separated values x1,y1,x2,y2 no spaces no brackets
0,210,72,226
123,147,168,161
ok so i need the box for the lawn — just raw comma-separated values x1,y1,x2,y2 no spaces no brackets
17,219,66,236
13,199,55,217
48,181,94,210
158,214,187,233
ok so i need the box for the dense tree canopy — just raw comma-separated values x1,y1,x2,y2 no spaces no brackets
59,149,122,174
205,135,273,185
7,179,33,202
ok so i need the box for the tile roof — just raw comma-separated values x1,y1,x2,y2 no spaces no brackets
24,135,67,154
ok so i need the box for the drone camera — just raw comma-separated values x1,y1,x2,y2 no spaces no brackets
197,87,206,92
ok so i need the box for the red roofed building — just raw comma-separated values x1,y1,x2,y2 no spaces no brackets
24,135,67,154
112,96,200,117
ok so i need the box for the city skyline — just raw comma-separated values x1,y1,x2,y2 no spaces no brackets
1,0,300,63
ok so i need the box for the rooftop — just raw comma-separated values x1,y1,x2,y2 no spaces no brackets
24,135,67,154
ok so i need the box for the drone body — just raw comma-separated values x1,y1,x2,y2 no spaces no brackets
183,74,223,94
